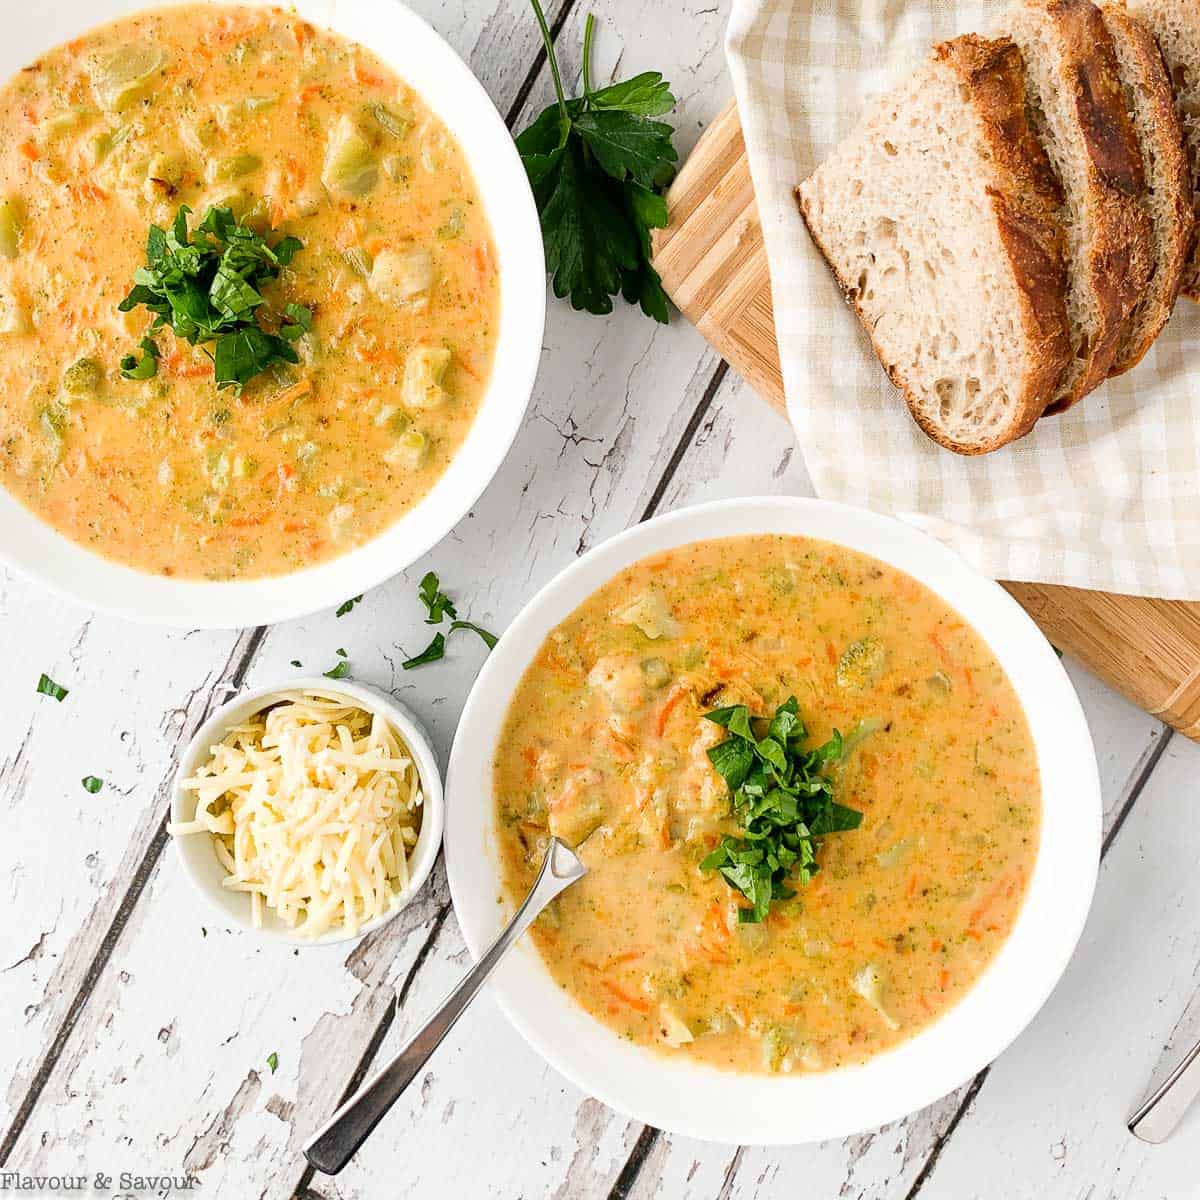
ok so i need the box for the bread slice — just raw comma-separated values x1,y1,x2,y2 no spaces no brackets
1123,0,1200,298
1000,0,1154,409
796,35,1071,455
1100,3,1195,370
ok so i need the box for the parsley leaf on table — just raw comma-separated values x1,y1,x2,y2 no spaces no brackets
449,620,498,651
402,632,447,670
403,573,498,668
36,673,69,701
699,697,863,922
417,572,458,624
118,204,312,391
515,3,678,321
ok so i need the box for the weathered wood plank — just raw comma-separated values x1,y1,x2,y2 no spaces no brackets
0,579,245,1140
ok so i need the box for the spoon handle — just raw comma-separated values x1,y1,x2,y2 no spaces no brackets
303,838,586,1175
1129,1034,1200,1144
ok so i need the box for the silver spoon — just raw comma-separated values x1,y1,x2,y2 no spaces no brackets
303,837,587,1175
1129,1033,1200,1143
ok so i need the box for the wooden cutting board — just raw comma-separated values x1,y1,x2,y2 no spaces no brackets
651,100,1200,740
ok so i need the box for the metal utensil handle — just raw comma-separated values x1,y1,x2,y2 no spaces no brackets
1129,1035,1200,1144
303,839,585,1175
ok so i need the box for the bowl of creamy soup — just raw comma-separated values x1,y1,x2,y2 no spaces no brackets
445,496,1100,1144
0,0,543,625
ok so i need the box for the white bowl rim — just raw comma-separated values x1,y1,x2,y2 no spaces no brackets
0,0,545,628
171,676,444,947
444,495,1101,1145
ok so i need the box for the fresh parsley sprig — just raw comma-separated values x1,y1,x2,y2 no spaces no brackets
516,3,678,321
699,697,862,923
119,204,312,391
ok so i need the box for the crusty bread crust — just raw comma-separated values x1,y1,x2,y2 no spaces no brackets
796,35,1072,455
1100,3,1194,372
1120,0,1200,301
1008,0,1153,411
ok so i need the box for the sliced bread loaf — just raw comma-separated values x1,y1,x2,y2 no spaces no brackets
796,35,1071,455
1000,0,1153,409
1100,3,1194,370
1123,0,1200,298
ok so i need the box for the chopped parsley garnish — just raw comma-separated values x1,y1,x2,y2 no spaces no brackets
266,1051,278,1074
119,335,161,380
449,620,498,651
336,647,347,658
36,673,68,701
290,660,302,668
402,632,446,670
119,204,311,391
323,659,350,680
515,4,677,321
336,595,363,618
403,573,498,668
81,776,103,793
699,697,862,923
418,571,457,624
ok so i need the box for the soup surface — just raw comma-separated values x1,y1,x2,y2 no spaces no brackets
0,4,498,579
494,535,1041,1074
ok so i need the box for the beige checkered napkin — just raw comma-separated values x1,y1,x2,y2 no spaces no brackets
725,0,1200,598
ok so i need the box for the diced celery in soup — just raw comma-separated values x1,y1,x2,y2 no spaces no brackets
493,535,1042,1075
0,5,498,579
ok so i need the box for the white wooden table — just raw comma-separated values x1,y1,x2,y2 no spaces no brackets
2,2,1199,1196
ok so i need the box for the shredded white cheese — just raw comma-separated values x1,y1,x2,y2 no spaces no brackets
170,689,423,938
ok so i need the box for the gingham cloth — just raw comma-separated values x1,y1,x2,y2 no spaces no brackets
725,0,1200,597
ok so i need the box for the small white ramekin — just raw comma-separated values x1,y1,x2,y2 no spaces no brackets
171,677,443,946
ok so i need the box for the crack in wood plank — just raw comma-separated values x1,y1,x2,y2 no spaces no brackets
900,1070,990,1200
1101,729,1172,858
609,1126,663,1200
503,0,581,128
184,1068,264,1174
639,360,728,523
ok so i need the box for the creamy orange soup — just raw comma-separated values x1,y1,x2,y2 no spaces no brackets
0,5,498,579
494,535,1041,1074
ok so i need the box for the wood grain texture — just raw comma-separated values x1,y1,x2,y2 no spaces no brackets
652,101,784,408
651,100,1200,741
